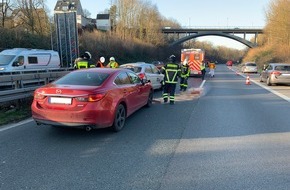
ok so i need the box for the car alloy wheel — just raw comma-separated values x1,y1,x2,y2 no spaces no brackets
111,104,126,132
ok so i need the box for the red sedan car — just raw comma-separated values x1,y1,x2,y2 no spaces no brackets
31,68,153,132
226,60,233,66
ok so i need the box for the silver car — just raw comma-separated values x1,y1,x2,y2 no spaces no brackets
241,62,258,73
120,62,164,90
260,63,290,86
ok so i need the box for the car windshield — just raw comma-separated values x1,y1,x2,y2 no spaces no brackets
53,72,109,86
122,66,142,73
246,63,256,67
0,55,16,66
275,65,290,71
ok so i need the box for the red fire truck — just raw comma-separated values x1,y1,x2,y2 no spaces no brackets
181,49,205,76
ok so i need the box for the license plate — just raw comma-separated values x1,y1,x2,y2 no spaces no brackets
49,97,72,104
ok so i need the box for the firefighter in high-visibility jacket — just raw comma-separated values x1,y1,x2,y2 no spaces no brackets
180,58,190,92
74,51,92,69
107,57,119,68
160,55,181,105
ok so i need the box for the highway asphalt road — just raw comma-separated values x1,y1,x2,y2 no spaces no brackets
1,65,290,190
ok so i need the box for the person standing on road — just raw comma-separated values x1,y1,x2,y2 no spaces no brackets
180,58,190,92
208,61,216,77
96,57,105,68
200,61,206,80
160,54,181,105
107,57,119,68
74,51,92,69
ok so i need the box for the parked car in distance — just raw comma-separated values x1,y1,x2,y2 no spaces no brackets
260,63,290,86
31,68,153,132
241,62,258,73
151,61,164,70
120,62,164,90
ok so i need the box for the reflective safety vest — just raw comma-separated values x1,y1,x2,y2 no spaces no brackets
77,60,89,69
181,65,190,78
109,61,119,68
161,63,181,84
96,61,104,68
208,63,216,69
200,63,206,70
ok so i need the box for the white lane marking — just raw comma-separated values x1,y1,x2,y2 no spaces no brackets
200,80,206,88
0,118,33,132
229,66,290,102
249,76,290,102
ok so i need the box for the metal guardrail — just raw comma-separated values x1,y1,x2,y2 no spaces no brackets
0,69,74,103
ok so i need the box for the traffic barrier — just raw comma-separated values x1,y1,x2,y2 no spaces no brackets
0,69,73,103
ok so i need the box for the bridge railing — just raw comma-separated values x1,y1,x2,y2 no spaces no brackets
168,26,264,29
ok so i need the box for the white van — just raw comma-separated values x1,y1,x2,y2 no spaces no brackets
0,48,60,72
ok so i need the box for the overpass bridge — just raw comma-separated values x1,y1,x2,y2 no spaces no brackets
161,27,264,48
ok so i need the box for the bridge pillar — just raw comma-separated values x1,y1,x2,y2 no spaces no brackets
255,33,258,45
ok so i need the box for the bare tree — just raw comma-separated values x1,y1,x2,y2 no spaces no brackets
114,0,175,45
265,0,290,46
14,0,49,35
264,0,290,61
83,8,91,18
0,0,13,28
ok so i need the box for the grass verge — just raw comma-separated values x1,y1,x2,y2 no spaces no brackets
0,98,32,126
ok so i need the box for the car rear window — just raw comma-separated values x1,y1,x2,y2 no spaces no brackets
275,65,290,71
53,72,109,86
122,66,142,73
246,63,256,67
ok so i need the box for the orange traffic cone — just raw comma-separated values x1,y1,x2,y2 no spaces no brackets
245,75,251,85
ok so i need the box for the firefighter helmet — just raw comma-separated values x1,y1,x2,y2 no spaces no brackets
84,51,92,60
169,54,176,63
100,57,105,63
110,57,115,61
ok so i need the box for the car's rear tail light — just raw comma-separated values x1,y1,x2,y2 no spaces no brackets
271,71,281,76
88,94,105,102
138,73,146,79
76,94,105,102
34,92,46,100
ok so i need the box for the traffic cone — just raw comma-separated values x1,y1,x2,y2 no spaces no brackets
245,75,251,85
